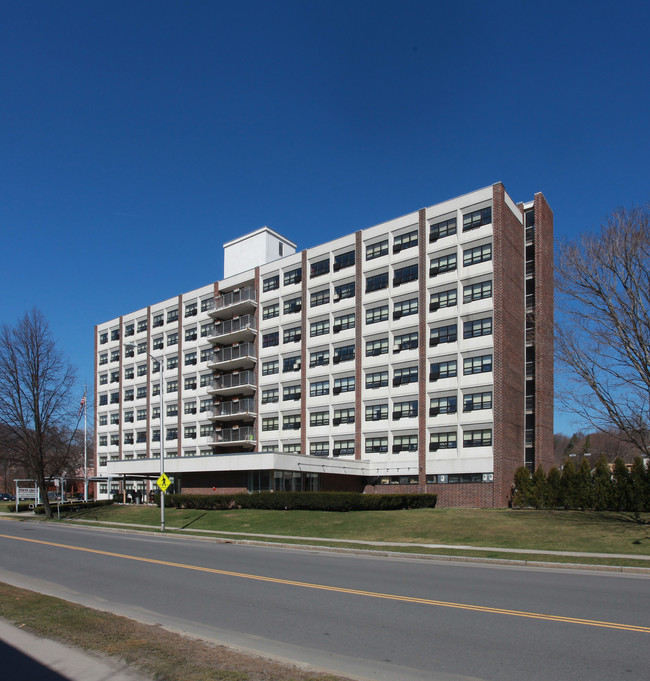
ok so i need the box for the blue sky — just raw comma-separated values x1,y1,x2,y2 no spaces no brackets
1,1,649,435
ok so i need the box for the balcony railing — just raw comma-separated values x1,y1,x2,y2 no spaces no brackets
213,426,256,445
210,315,257,342
216,286,256,309
209,370,256,391
210,342,256,366
214,398,256,418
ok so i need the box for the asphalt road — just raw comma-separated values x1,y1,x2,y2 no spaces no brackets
0,518,649,681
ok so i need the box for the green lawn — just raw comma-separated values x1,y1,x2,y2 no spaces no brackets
62,504,650,558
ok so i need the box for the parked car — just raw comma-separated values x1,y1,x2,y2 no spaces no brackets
0,493,15,501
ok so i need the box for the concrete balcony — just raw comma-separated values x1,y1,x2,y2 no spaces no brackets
213,425,256,448
210,286,258,320
211,398,256,422
208,314,257,345
207,370,256,396
207,342,257,371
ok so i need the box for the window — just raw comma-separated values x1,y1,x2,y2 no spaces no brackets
463,243,492,267
99,414,108,426
201,323,214,338
99,332,108,344
283,415,301,430
201,298,214,312
430,432,457,451
185,303,197,318
152,406,160,419
185,328,197,342
167,379,178,393
167,333,178,346
430,324,457,346
366,305,389,325
152,429,160,442
99,353,108,365
464,280,492,303
182,426,195,440
333,344,355,364
283,385,301,401
263,275,280,292
166,428,178,441
136,386,147,399
137,408,147,421
393,298,417,320
167,309,178,323
463,206,492,231
430,253,457,276
333,313,355,332
366,370,388,389
283,356,301,372
112,413,122,424
284,268,302,285
110,371,119,383
393,434,418,452
429,217,457,242
136,364,146,377
393,366,418,386
430,360,457,380
366,437,388,453
262,331,279,347
333,376,355,394
167,356,178,370
310,289,330,307
200,349,212,363
166,403,178,417
310,380,330,396
310,442,329,457
137,319,148,333
333,439,355,457
334,282,355,301
262,417,279,431
310,411,329,426
394,332,418,352
200,424,213,437
366,338,389,357
184,401,197,414
283,327,301,343
152,384,160,396
333,407,355,425
199,373,212,387
125,323,134,337
366,404,388,421
184,376,197,390
137,432,147,443
393,264,418,286
430,396,457,416
200,399,213,413
464,391,492,412
279,242,283,256
464,354,492,375
185,352,197,366
99,434,108,446
310,258,330,278
111,329,120,341
152,314,164,329
366,240,388,260
125,345,135,358
152,337,163,350
283,297,301,314
463,429,492,447
393,400,418,419
334,250,355,271
393,229,418,253
118,390,127,403
366,272,388,293
463,317,492,339
430,288,457,312
110,434,119,446
99,374,108,385
110,350,119,362
309,349,329,367
263,303,279,319
261,388,279,404
262,360,279,375
310,319,330,337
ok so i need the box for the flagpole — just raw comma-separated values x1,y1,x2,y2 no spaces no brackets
83,386,88,502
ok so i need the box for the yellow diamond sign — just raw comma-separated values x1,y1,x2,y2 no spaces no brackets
157,473,171,492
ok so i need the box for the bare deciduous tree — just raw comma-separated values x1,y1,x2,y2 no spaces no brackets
555,206,650,456
0,309,77,517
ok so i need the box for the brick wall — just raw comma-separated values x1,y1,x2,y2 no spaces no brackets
363,482,494,507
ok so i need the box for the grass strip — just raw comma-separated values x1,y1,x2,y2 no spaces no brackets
0,582,351,681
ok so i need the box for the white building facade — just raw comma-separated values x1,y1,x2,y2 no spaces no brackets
95,183,553,507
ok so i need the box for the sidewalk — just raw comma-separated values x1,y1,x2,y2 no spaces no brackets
0,619,150,681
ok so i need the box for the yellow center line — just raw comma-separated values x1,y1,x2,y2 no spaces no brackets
2,533,648,634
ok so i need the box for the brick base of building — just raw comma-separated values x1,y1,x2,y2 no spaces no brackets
364,482,498,508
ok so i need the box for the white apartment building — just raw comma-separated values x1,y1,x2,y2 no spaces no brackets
94,183,553,507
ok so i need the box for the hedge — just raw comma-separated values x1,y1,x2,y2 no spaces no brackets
32,500,114,515
165,491,437,512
